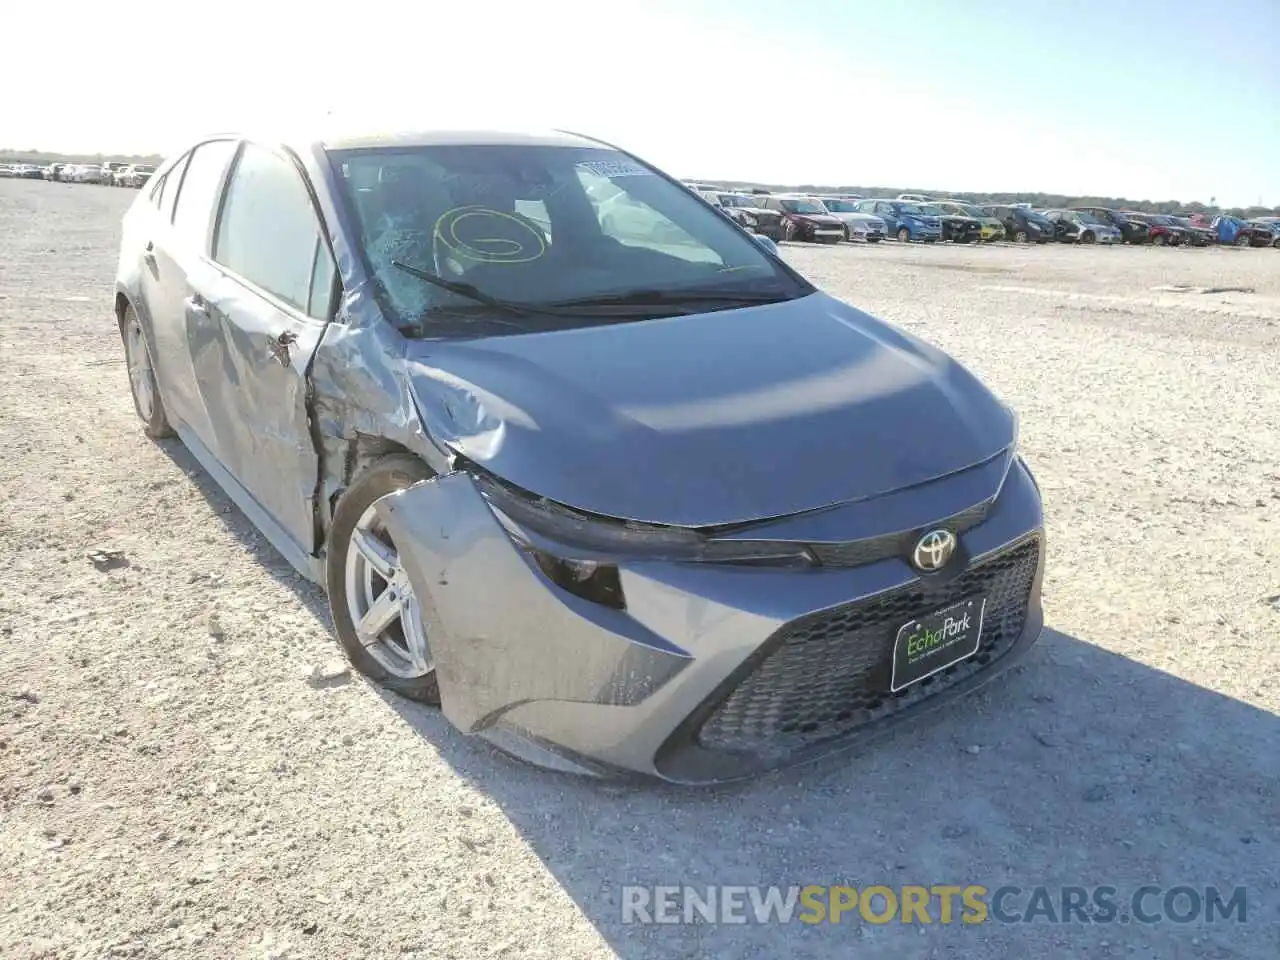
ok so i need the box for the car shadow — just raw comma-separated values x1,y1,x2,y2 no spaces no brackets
379,628,1278,959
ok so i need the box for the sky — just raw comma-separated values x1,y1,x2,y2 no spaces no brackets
5,0,1277,206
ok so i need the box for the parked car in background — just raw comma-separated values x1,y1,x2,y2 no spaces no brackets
11,163,44,180
811,196,886,242
932,200,1005,242
44,162,68,181
1169,216,1216,246
979,204,1054,243
1247,218,1280,248
98,161,128,185
1040,209,1122,244
1070,206,1150,244
68,164,102,183
897,193,932,203
700,191,773,234
754,195,847,243
855,199,943,242
1119,212,1185,246
918,203,983,243
117,164,155,188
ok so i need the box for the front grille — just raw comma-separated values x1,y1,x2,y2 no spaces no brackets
808,499,990,568
696,537,1040,759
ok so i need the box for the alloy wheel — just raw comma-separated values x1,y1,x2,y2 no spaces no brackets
343,505,432,679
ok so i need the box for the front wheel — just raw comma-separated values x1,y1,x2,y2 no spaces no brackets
897,226,911,243
1013,230,1028,243
1081,231,1096,244
1152,233,1167,246
327,455,441,703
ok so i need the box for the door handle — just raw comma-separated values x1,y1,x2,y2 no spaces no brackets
142,240,157,264
267,329,298,366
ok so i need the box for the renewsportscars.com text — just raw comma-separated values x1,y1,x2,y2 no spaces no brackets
621,884,1247,926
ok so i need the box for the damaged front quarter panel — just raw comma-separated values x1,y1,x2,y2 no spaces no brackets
372,472,692,734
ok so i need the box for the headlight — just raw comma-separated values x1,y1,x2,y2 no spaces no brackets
471,472,813,605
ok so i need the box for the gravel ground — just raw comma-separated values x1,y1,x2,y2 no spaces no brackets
1,178,1277,960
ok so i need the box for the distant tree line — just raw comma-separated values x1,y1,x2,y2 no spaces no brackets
689,178,1279,220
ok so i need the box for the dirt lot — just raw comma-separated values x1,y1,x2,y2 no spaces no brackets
1,178,1277,960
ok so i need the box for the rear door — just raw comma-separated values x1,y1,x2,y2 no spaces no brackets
196,141,337,552
142,142,241,449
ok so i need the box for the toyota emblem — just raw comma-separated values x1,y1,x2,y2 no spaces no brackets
913,529,957,572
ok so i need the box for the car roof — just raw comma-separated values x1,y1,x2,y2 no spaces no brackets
314,127,607,152
173,126,614,158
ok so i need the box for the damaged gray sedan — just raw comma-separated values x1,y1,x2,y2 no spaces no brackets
114,128,1045,783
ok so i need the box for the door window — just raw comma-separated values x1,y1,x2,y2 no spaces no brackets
214,143,335,319
171,141,237,251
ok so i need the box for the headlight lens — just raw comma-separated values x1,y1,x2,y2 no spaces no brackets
472,472,813,566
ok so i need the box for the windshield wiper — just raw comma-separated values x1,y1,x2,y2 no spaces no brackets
391,259,558,318
389,259,586,320
541,288,791,311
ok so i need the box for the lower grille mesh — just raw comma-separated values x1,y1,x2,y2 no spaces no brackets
696,538,1040,759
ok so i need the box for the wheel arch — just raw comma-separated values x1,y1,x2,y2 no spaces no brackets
318,432,442,560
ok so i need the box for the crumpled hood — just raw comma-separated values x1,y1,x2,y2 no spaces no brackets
404,292,1016,527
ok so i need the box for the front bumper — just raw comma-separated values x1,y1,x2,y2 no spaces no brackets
906,227,943,241
375,456,1046,783
799,223,846,242
847,225,886,242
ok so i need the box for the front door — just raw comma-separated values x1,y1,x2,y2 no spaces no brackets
195,141,338,553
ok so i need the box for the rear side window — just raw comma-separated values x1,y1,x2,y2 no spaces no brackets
158,152,191,222
148,171,167,209
171,140,237,252
214,142,335,319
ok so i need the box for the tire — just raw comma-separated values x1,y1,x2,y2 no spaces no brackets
1081,231,1096,244
783,220,797,242
1152,233,1167,247
1013,230,1028,243
119,302,173,439
1233,235,1249,247
897,226,911,243
326,455,441,704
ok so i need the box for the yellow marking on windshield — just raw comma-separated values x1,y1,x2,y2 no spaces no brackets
433,206,547,264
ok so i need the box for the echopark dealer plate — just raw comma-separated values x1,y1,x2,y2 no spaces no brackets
890,596,987,692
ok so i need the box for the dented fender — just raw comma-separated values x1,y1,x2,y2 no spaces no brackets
372,472,691,734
